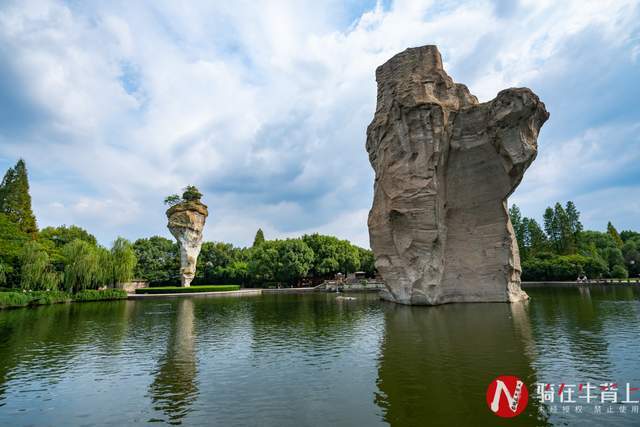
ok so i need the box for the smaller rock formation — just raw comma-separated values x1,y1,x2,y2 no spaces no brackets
166,190,208,287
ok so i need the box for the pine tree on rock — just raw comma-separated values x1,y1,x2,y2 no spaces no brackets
0,159,37,235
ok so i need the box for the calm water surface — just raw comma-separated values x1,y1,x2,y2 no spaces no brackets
0,286,639,426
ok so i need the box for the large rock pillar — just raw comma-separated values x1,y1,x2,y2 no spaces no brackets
166,201,208,287
366,45,549,305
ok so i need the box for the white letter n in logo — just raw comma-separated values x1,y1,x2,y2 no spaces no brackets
490,379,523,413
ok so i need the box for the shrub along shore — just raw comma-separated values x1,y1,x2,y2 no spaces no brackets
0,289,128,310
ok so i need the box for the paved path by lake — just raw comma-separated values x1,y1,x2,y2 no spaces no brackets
128,289,262,299
522,280,640,288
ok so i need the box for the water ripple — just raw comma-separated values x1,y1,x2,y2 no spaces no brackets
0,289,638,425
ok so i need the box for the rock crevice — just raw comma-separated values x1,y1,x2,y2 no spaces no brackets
367,45,549,305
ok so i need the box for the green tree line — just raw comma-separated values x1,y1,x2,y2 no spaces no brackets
133,230,376,287
0,159,374,290
510,202,640,281
0,160,137,291
5,158,639,289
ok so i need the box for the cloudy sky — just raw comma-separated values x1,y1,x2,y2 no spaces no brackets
0,0,639,248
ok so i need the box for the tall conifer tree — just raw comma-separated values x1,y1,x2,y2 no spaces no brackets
543,207,560,252
253,228,265,247
526,218,548,255
0,159,38,234
607,222,624,248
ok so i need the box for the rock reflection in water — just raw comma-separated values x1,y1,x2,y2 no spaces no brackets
375,301,548,426
1,289,639,426
148,299,198,424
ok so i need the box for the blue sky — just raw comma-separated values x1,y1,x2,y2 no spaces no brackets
0,0,638,248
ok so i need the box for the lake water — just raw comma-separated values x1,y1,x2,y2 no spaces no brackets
0,286,639,426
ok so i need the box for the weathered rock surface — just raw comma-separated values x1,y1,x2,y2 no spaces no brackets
366,45,549,305
166,201,208,287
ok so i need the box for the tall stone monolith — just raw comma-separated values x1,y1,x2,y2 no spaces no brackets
366,45,549,305
166,200,208,287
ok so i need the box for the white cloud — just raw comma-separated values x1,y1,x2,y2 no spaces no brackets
511,122,640,226
293,209,372,248
0,0,638,247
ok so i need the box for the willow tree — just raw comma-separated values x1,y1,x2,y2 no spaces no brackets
0,159,38,235
0,263,9,287
95,246,114,288
62,240,99,293
110,237,137,285
20,241,61,290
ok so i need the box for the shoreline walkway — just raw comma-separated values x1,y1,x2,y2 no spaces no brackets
128,288,317,299
128,280,640,299
522,279,640,288
128,289,262,299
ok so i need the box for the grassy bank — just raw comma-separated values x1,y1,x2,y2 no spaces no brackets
135,285,240,294
73,289,129,301
0,289,128,309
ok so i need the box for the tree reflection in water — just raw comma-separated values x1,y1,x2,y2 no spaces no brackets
1,287,638,425
0,301,131,407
